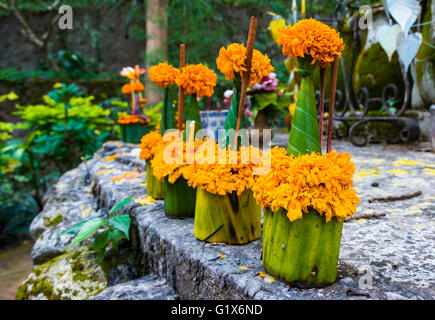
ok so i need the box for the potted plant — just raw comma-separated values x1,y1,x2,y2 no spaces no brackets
152,63,217,218
118,65,151,144
138,62,181,200
187,141,262,244
252,19,359,287
188,37,273,244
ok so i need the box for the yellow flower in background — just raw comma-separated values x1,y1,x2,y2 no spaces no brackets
278,18,345,67
149,62,180,88
53,82,62,89
268,18,286,44
252,147,359,223
289,103,296,117
216,43,274,86
176,64,217,98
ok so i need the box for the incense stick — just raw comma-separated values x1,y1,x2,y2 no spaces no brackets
327,56,339,153
318,66,327,151
234,16,258,149
178,44,186,131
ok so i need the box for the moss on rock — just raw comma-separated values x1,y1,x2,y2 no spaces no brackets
16,247,107,300
43,214,63,227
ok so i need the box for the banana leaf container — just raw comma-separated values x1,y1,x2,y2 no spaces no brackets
262,56,343,287
194,188,261,244
145,160,164,200
164,177,196,218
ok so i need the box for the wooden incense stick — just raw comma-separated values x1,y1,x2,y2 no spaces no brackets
178,44,186,131
318,66,327,150
327,55,339,153
234,16,258,149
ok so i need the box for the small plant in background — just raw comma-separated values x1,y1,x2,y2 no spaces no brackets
60,197,132,261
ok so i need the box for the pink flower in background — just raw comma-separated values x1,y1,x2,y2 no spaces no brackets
250,72,279,92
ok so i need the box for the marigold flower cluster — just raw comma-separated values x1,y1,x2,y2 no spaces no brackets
278,19,345,66
175,64,217,98
252,147,359,222
149,62,180,88
186,142,263,196
151,135,205,183
216,43,274,86
139,131,165,160
121,82,145,95
117,114,150,125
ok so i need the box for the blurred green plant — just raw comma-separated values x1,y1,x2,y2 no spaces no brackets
60,196,132,261
0,84,120,243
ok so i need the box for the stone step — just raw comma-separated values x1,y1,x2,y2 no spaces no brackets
90,274,178,300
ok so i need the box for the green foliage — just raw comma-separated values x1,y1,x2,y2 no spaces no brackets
13,84,115,175
61,197,132,261
249,85,292,127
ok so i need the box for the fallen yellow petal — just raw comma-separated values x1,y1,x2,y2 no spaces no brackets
388,169,409,175
105,153,119,162
134,196,156,206
239,266,248,270
218,254,226,259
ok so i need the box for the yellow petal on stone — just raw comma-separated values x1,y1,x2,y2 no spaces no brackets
257,272,266,278
81,208,91,218
423,169,435,176
388,169,409,175
134,196,156,206
105,153,119,162
218,254,226,259
263,274,276,283
239,266,248,270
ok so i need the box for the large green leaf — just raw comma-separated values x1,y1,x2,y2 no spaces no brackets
109,214,131,240
287,57,321,156
254,92,278,110
223,80,243,131
108,229,125,252
220,81,246,149
160,87,177,135
109,196,132,216
58,220,88,238
66,218,104,250
183,94,202,141
92,230,110,251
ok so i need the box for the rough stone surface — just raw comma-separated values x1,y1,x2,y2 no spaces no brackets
21,140,435,300
29,162,108,265
90,274,178,300
16,247,107,300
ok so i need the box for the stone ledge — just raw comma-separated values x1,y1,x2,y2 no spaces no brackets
24,141,435,300
87,141,435,300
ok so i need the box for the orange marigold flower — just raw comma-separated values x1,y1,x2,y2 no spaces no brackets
139,131,165,161
186,141,263,196
216,43,274,86
278,18,345,66
149,62,180,88
131,81,145,92
151,134,205,183
122,84,132,95
252,147,359,222
117,114,150,125
175,64,217,98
